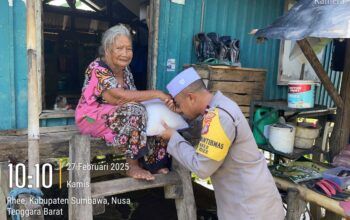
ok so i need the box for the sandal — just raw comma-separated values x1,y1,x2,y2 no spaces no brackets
305,179,350,200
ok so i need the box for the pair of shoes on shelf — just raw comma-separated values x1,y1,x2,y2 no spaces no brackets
194,32,241,66
219,35,240,64
193,32,216,62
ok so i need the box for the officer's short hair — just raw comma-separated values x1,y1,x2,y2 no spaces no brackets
181,79,206,95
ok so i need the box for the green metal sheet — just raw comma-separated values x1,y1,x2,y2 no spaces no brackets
156,0,342,105
156,0,286,100
14,0,28,128
0,0,27,130
315,41,343,107
0,0,13,129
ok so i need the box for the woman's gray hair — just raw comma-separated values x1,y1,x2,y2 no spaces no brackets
99,24,132,56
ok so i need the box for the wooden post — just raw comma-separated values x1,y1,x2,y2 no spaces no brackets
310,205,322,220
35,0,43,112
92,197,105,216
147,0,160,89
26,0,45,211
69,135,93,220
310,116,328,219
164,185,183,199
172,159,197,220
286,188,306,220
325,211,342,220
0,187,5,220
330,39,350,160
0,162,9,220
27,0,41,188
297,39,344,109
0,162,9,201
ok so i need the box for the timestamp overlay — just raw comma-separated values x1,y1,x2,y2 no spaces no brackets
7,161,131,218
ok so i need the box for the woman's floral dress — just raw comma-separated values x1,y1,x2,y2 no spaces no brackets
75,58,170,172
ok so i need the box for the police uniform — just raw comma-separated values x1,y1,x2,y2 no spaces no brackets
166,68,285,220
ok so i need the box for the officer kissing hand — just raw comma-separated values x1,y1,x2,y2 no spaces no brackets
164,98,182,113
159,121,176,141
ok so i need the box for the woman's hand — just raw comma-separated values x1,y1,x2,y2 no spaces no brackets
156,91,172,102
159,121,176,141
157,91,182,113
164,98,182,113
103,89,179,106
103,89,171,106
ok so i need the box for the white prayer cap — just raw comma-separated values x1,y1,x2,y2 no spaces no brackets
166,67,201,97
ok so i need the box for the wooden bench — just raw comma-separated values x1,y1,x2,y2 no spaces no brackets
0,127,197,220
69,134,196,220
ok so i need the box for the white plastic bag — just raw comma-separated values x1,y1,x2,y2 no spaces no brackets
142,99,188,136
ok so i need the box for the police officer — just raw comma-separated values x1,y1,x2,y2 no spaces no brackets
160,67,285,220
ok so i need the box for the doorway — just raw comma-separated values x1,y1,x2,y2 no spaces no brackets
42,0,154,111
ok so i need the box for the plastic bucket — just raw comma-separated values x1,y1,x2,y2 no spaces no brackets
294,126,321,149
288,80,316,108
269,123,295,154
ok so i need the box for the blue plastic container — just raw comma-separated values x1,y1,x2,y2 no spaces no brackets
322,166,350,189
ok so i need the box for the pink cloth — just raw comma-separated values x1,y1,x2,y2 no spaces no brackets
75,58,135,144
75,76,116,142
340,201,350,216
74,59,171,171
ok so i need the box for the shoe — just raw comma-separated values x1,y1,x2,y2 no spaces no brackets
193,33,204,62
229,39,240,63
194,32,216,62
219,36,231,63
305,178,350,200
207,32,220,58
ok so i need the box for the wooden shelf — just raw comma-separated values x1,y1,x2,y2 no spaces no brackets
251,100,328,112
259,144,320,160
250,100,332,160
39,110,75,119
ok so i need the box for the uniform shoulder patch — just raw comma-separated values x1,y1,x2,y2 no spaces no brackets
196,108,231,161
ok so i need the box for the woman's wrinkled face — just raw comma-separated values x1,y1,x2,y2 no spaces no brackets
107,35,133,69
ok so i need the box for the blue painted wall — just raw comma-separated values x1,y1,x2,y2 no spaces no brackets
156,0,286,100
40,118,75,127
0,0,27,130
0,1,75,129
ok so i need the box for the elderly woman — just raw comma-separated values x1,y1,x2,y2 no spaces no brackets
75,24,171,180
